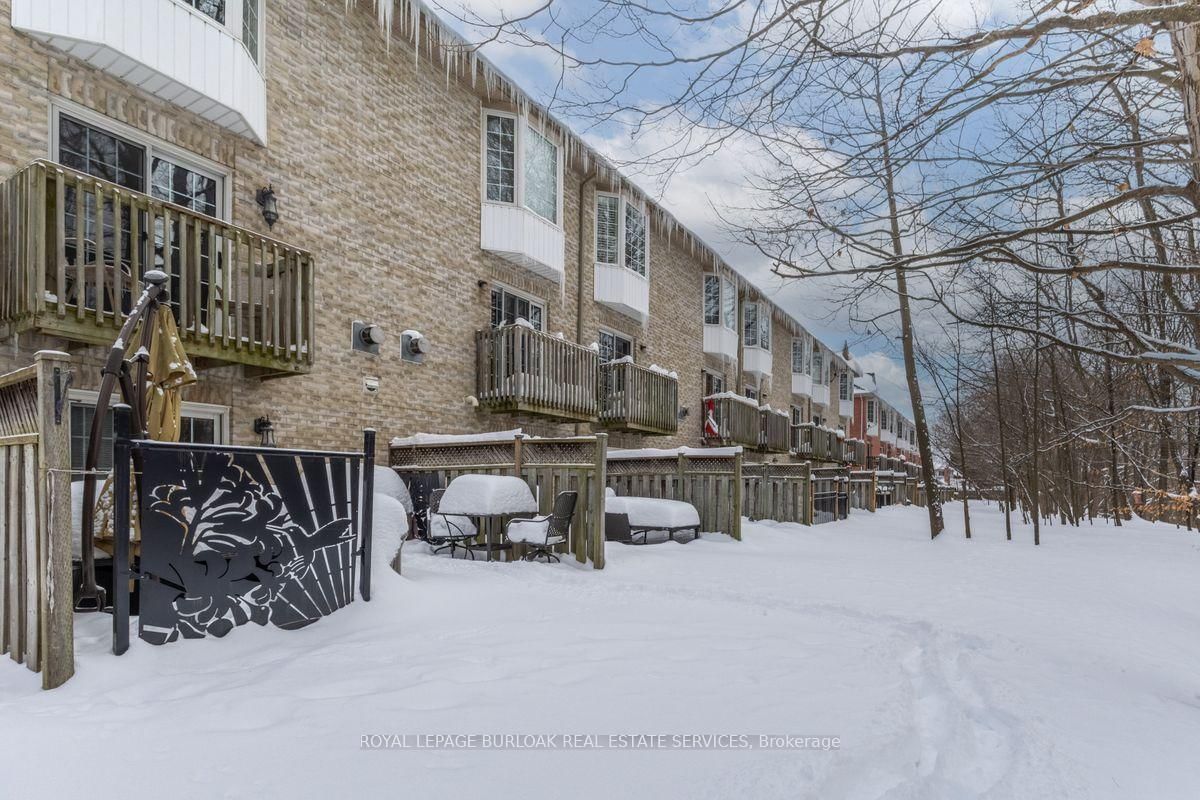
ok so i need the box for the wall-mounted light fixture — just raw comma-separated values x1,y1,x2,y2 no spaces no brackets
678,407,689,420
477,279,489,289
253,416,277,447
256,185,279,229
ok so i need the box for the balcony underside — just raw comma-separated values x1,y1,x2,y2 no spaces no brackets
599,418,675,435
479,396,599,424
3,311,309,375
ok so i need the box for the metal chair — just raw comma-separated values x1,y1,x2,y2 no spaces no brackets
425,488,478,560
505,491,578,563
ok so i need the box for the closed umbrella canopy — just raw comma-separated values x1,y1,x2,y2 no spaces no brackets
142,306,197,442
96,306,196,548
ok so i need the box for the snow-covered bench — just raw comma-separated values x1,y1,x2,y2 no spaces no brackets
605,491,701,544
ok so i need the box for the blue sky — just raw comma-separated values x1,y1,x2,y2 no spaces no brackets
421,0,1006,416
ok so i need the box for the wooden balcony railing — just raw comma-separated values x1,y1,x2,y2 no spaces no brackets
599,361,678,435
0,160,314,374
791,423,842,461
703,394,760,447
844,438,867,466
475,324,599,421
760,409,790,453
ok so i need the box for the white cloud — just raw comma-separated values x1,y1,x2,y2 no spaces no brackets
853,351,915,418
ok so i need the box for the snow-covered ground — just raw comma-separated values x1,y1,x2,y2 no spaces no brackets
2,503,1199,799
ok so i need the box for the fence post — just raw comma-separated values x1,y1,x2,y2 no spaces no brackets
513,433,524,477
731,449,743,541
112,404,132,656
870,471,877,513
360,429,376,602
804,463,813,526
35,351,73,689
591,434,607,569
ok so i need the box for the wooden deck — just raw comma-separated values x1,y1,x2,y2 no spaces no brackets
0,160,314,375
475,325,600,422
703,394,761,448
598,361,678,435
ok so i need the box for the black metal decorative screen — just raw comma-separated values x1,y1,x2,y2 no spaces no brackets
109,425,375,652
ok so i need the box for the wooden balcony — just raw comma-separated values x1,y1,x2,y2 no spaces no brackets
760,409,790,453
791,423,841,461
844,438,867,466
0,161,313,375
703,394,761,447
475,324,599,422
599,361,678,435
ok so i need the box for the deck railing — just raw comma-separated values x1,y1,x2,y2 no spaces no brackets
475,324,599,421
599,361,678,434
792,423,840,461
703,394,760,447
844,438,867,465
760,409,790,453
0,160,314,372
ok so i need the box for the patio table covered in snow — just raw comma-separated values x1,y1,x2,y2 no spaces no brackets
606,495,701,544
439,474,539,561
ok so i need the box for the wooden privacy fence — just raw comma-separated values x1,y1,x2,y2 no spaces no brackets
391,434,607,568
606,448,743,540
811,466,850,524
743,461,812,525
0,351,73,688
849,470,876,511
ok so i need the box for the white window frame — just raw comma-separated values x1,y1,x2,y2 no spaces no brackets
792,337,807,374
598,327,634,364
68,389,230,442
50,101,232,221
594,191,649,278
744,301,770,351
703,274,738,331
480,109,564,229
703,369,725,396
489,282,546,330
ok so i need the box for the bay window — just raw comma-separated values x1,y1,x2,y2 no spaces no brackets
595,193,648,276
184,0,225,23
483,112,562,226
704,275,721,325
744,302,770,350
792,337,807,374
524,127,559,223
485,114,517,203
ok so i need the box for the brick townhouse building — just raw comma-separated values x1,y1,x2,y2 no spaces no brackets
851,382,920,467
0,0,862,469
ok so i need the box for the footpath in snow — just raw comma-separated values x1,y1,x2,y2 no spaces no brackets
1,502,1197,799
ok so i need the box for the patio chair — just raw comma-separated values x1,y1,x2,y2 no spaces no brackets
505,491,578,563
426,488,478,560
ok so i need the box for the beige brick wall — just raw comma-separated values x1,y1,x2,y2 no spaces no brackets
0,0,728,459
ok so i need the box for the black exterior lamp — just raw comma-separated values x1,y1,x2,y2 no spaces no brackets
253,416,277,447
256,184,279,229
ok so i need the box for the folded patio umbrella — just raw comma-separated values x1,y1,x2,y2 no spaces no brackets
95,307,197,548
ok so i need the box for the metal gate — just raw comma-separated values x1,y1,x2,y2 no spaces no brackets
110,406,375,652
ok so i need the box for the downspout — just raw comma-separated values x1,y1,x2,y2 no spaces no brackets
576,171,596,435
